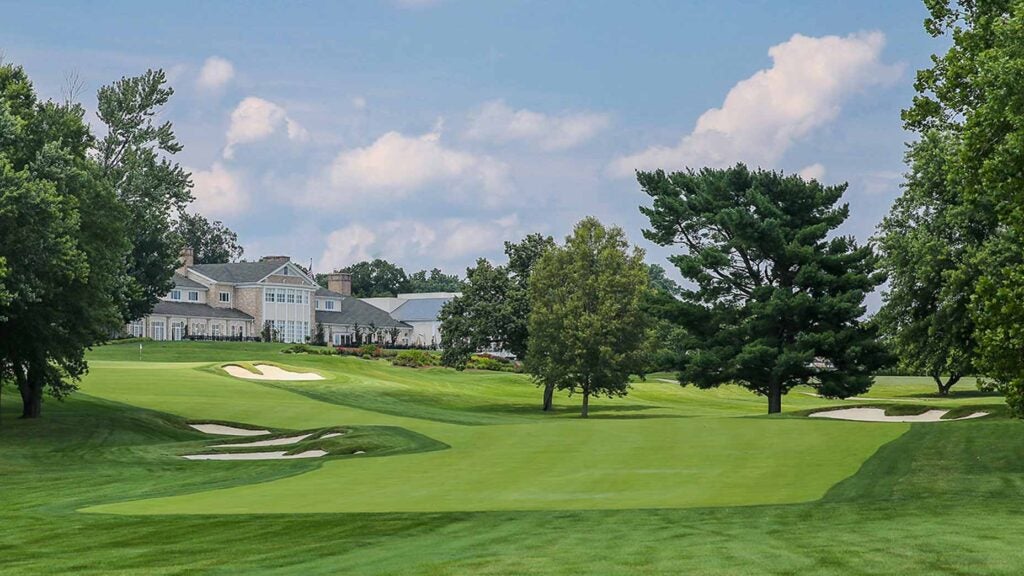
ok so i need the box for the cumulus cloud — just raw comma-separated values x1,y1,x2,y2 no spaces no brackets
609,31,902,177
223,97,308,159
798,163,826,181
317,215,521,272
189,162,246,216
464,100,610,150
325,129,513,205
197,56,235,91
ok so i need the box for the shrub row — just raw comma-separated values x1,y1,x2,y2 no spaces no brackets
392,349,440,368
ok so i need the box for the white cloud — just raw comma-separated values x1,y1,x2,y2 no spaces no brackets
224,97,308,159
798,163,826,181
317,215,521,271
609,31,902,177
197,56,235,91
325,129,513,205
352,96,367,110
189,162,246,216
464,100,610,150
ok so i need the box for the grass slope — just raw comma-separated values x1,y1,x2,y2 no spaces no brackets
0,341,1018,574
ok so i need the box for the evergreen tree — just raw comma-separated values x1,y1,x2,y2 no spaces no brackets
639,164,888,414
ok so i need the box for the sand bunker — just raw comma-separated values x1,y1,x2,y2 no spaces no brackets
212,433,313,448
222,364,324,381
189,423,270,436
183,450,328,461
319,432,344,439
810,408,989,423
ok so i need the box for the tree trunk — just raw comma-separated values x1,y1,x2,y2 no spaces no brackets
542,382,555,411
767,380,782,414
17,366,42,419
933,373,961,396
581,389,590,418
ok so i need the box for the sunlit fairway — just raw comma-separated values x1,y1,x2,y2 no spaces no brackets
3,341,1023,574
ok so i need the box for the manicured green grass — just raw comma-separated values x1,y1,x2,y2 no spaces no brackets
1,341,1019,574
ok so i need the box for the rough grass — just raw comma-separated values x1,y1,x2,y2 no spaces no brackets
0,341,1019,574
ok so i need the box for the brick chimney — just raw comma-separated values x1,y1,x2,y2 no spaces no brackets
327,272,352,296
177,246,194,274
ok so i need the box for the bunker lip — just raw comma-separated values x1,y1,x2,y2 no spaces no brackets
809,407,989,423
182,450,328,461
222,364,324,381
189,423,270,436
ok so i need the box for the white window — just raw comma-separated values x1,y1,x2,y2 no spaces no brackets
265,290,274,303
325,299,335,310
212,324,221,337
219,291,230,303
332,333,342,346
315,299,321,310
188,291,199,302
286,290,295,304
129,320,144,337
170,290,181,300
171,322,184,341
151,321,165,341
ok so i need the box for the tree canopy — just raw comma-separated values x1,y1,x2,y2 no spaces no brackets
407,268,465,293
0,62,128,417
900,0,1024,414
526,218,650,417
639,164,888,414
97,69,192,322
174,212,244,264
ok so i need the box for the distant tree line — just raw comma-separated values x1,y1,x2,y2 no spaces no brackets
316,259,465,296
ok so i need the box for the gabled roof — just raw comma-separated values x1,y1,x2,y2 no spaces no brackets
391,297,453,322
189,260,314,285
315,297,411,328
151,301,254,320
171,273,208,290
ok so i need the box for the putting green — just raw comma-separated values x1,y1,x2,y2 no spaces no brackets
80,353,905,515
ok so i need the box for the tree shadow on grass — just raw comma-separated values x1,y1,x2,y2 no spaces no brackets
904,389,1002,399
472,402,691,420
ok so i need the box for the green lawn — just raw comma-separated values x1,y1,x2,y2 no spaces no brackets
1,341,1021,574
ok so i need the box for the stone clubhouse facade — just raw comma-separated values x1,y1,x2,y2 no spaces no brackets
126,248,413,345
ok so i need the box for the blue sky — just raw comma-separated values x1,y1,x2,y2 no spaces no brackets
2,0,939,303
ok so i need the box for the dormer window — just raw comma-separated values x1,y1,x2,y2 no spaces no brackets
170,290,181,300
219,291,230,303
188,291,199,301
325,299,335,310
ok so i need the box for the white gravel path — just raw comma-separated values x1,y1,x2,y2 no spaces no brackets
212,433,313,448
182,450,328,461
222,364,324,381
809,408,989,423
189,424,271,436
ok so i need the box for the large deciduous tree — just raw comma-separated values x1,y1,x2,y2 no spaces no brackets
438,234,554,406
96,69,192,322
639,165,888,414
174,212,244,264
0,63,128,418
340,259,410,297
902,1,1024,414
876,130,980,395
526,218,650,418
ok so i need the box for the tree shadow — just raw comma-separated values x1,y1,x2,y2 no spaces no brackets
904,389,1003,399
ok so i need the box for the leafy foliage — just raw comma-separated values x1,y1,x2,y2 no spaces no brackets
875,130,979,395
96,69,192,322
174,212,243,264
407,268,464,293
392,349,440,368
0,62,129,417
639,164,889,413
526,218,650,417
902,1,1024,415
439,234,554,374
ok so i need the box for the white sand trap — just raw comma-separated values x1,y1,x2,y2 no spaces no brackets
353,450,366,455
183,450,328,461
810,408,989,423
222,364,324,381
319,432,344,439
212,433,313,448
189,423,270,436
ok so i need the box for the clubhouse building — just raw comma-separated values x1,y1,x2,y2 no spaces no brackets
127,249,412,345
